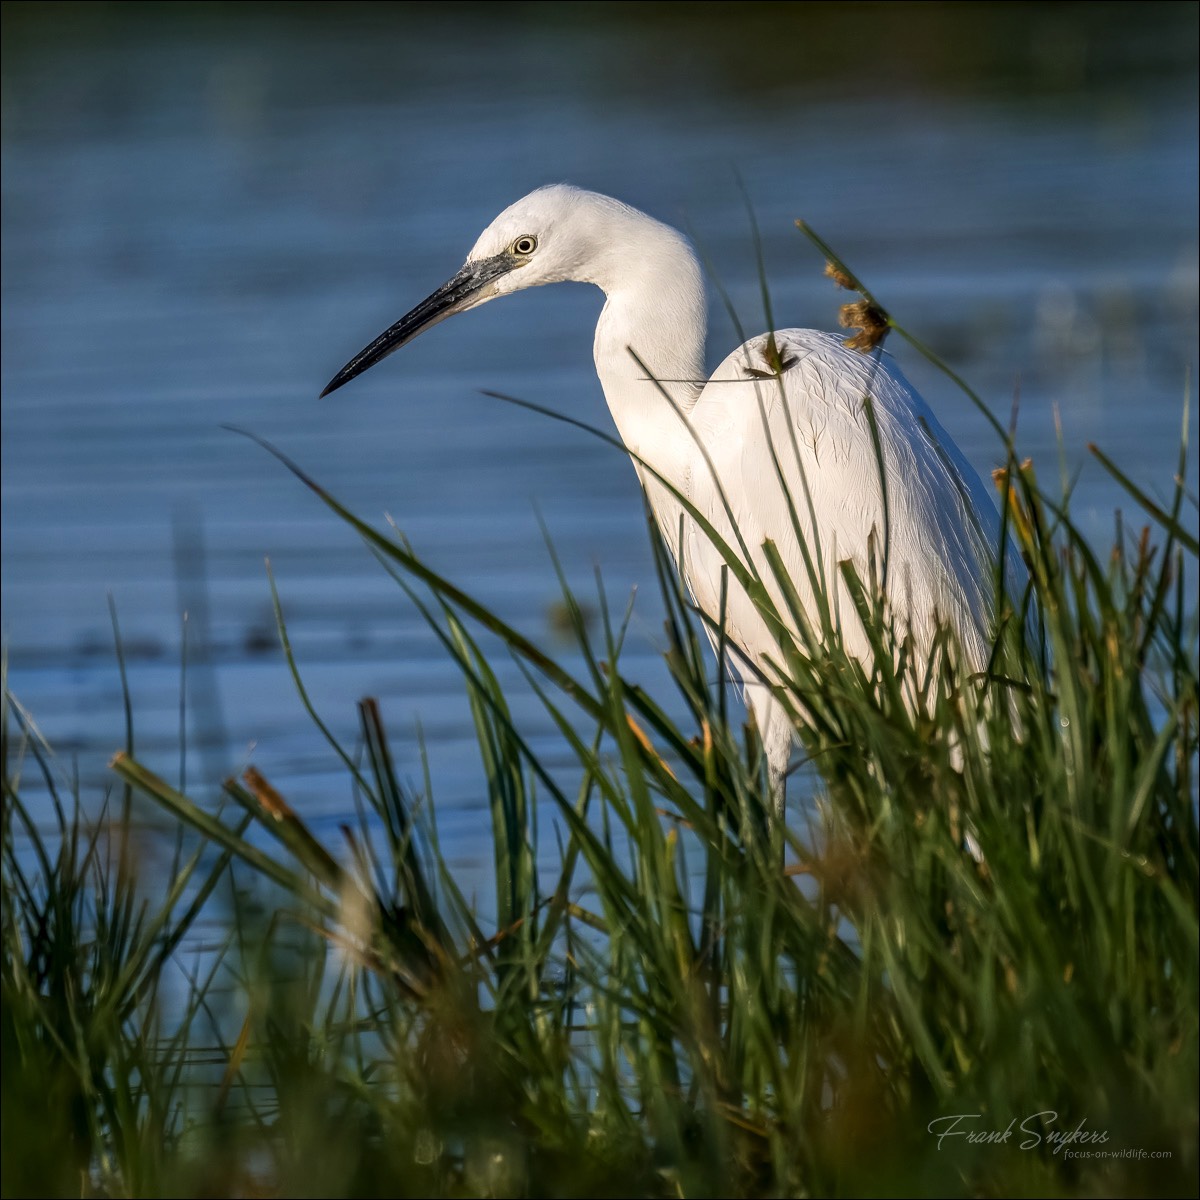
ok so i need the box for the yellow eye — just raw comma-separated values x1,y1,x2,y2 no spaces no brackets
512,235,538,256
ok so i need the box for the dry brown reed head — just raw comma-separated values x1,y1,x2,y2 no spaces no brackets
838,300,890,352
824,260,859,291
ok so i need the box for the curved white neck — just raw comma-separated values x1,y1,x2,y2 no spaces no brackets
584,213,707,482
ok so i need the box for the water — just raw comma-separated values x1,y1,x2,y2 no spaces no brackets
3,4,1197,872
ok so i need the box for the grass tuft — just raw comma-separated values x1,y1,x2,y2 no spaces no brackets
4,242,1197,1197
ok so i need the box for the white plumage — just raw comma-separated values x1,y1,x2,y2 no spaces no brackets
322,185,1008,806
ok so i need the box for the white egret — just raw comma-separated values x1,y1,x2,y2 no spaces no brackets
321,185,1009,808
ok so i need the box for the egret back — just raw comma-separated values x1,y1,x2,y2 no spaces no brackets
670,330,1009,711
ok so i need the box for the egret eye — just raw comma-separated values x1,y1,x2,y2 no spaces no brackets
512,235,538,256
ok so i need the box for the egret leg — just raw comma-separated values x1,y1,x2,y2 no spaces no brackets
743,683,796,823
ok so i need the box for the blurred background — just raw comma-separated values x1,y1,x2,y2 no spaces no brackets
3,1,1197,865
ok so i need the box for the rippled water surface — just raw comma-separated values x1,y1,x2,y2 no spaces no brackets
3,4,1197,867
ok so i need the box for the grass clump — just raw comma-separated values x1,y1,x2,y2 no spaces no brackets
3,243,1197,1197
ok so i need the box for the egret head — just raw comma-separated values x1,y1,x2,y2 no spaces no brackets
320,185,690,398
321,185,612,397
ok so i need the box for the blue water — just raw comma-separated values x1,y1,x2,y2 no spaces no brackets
3,5,1197,873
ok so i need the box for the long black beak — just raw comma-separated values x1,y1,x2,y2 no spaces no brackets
320,253,513,398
